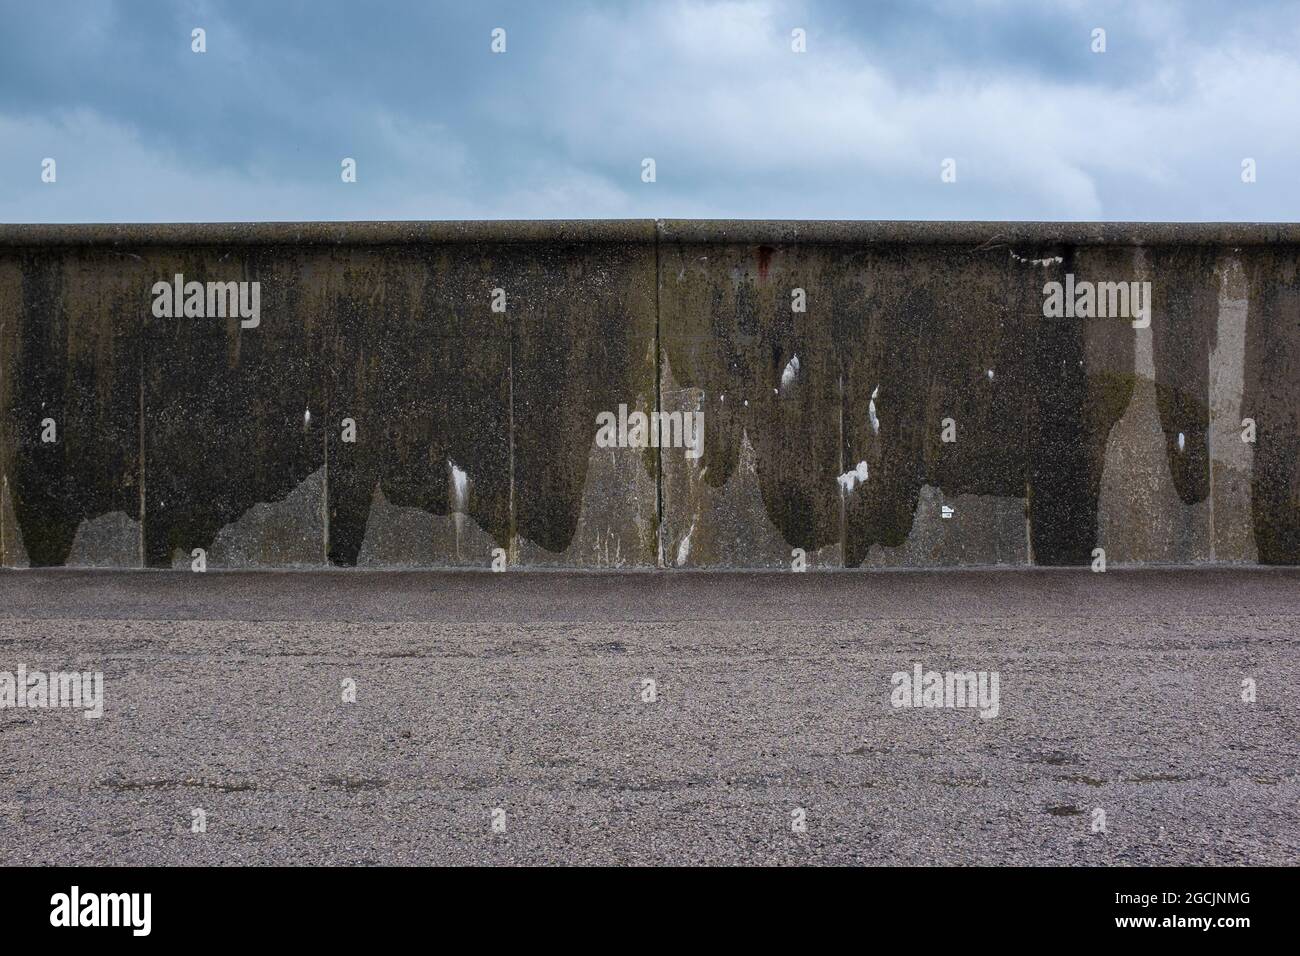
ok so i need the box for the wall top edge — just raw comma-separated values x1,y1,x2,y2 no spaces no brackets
1,219,1299,247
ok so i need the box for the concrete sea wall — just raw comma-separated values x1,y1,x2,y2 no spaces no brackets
1,221,1296,570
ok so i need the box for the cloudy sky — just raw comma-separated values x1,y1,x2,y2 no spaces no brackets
2,0,1297,222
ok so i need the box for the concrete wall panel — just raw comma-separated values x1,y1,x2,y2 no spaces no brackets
659,241,842,568
0,248,142,567
510,237,658,568
324,245,510,568
1089,246,1213,566
840,245,1031,567
0,222,1296,570
1242,248,1300,563
142,246,327,568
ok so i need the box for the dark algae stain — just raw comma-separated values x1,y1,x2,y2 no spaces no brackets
8,250,141,566
510,240,656,555
1,227,1297,568
1244,248,1300,563
660,241,842,557
659,237,1283,567
324,244,511,565
842,244,1041,564
326,239,656,564
13,256,76,565
1149,246,1213,506
1031,246,1104,565
839,247,946,564
143,245,324,566
1029,245,1141,565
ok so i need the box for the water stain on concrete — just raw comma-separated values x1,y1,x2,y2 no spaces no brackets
1242,248,1300,563
1,225,1296,569
1209,255,1257,562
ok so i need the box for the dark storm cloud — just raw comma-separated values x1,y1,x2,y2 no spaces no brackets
1,0,1297,221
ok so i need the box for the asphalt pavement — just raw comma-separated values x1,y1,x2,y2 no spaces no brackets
1,568,1296,865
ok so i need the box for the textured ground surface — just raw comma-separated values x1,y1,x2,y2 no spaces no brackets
1,568,1297,866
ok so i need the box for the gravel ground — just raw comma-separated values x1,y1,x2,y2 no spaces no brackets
1,568,1297,865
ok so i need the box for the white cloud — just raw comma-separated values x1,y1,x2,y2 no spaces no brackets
0,109,481,222
2,0,1298,221
506,0,1300,219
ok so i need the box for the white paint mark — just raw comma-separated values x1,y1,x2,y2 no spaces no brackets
1010,251,1064,266
676,523,694,566
986,369,994,381
781,355,801,390
449,460,469,513
1177,432,1186,454
304,408,311,426
837,460,869,493
869,385,880,434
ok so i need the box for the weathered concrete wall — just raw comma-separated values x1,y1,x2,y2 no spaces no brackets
1,221,1296,569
